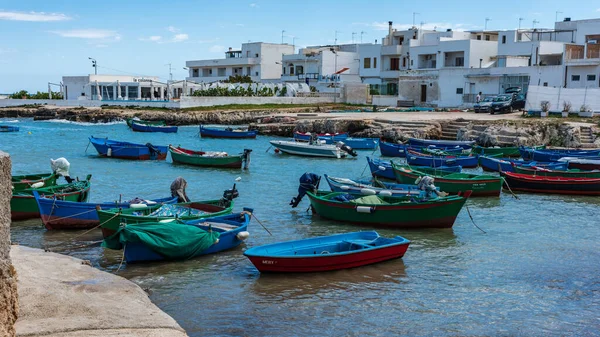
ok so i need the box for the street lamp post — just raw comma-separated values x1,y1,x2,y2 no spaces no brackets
88,57,97,75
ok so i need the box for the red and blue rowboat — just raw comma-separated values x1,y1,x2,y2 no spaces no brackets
89,136,168,160
199,125,257,139
34,192,177,230
131,121,178,133
244,231,410,273
500,172,600,196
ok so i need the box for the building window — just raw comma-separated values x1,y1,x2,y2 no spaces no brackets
255,53,259,57
218,68,226,76
543,82,548,87
456,88,463,94
485,35,490,41
587,74,596,81
497,57,506,67
391,58,400,70
502,35,506,44
255,71,258,76
477,35,481,40
364,57,371,68
572,75,580,81
374,57,377,68
411,60,414,66
247,67,251,76
455,57,464,67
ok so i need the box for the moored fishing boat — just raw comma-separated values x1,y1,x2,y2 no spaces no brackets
97,186,238,238
512,165,600,178
131,121,178,133
199,125,257,139
11,173,57,192
337,138,379,150
478,155,568,172
408,138,474,149
169,145,252,169
367,157,461,180
11,175,92,221
392,163,502,197
102,209,253,263
324,174,427,197
472,145,545,157
500,172,600,196
559,157,600,171
269,140,357,158
35,193,178,230
520,147,600,162
305,190,471,228
294,131,348,142
244,231,410,273
89,136,168,160
126,118,165,128
0,125,19,132
406,149,478,168
379,141,407,157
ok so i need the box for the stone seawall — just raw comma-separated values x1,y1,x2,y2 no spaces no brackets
0,151,18,337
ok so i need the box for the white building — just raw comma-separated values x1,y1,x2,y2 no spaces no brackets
185,42,294,83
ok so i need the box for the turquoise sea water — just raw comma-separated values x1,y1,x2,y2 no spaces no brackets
3,118,600,337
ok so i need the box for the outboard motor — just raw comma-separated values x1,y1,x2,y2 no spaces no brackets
220,184,239,207
170,177,189,202
242,149,252,170
290,173,321,208
146,143,162,160
415,175,447,198
50,157,74,183
336,142,358,157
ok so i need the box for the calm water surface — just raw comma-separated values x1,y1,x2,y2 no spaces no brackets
3,118,600,336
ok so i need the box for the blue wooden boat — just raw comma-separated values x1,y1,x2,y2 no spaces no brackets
270,140,357,158
367,157,461,180
0,125,19,132
199,125,257,139
338,138,379,150
34,191,177,230
379,141,407,157
324,174,429,197
519,147,600,162
102,209,253,263
244,231,410,273
406,149,478,168
294,131,348,142
408,138,474,149
131,121,178,133
88,136,168,160
479,155,568,172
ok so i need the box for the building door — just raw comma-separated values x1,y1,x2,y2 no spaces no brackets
420,85,427,102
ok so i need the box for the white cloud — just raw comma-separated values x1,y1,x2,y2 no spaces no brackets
172,33,188,42
167,26,180,33
140,35,162,41
49,29,121,39
249,3,258,7
209,45,225,53
0,11,70,22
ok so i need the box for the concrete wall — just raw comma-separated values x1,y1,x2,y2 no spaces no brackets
343,83,368,105
372,95,399,106
0,151,18,337
526,85,600,112
178,96,335,108
566,66,600,88
0,99,179,109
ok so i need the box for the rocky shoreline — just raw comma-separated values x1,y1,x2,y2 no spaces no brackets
2,105,598,148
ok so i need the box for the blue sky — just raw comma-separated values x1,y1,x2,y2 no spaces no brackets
1,0,598,93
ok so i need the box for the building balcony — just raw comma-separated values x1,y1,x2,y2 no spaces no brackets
282,54,319,62
186,57,260,68
381,45,404,56
380,70,401,78
565,58,600,66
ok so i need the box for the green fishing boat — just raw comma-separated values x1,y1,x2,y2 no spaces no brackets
11,172,57,192
97,199,234,238
306,190,471,228
169,145,252,169
392,163,502,197
11,175,92,221
512,165,600,178
126,118,166,128
471,145,545,158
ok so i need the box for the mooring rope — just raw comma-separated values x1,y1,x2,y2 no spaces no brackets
501,177,520,200
45,208,97,223
115,243,126,273
465,205,486,234
44,211,121,252
248,213,273,236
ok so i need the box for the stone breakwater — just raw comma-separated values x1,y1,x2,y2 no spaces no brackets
2,106,598,148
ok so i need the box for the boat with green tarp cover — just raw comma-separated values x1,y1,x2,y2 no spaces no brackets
11,172,57,192
306,191,471,228
512,165,600,178
126,118,166,128
102,209,252,263
392,163,502,197
11,175,92,221
471,145,545,157
97,198,235,238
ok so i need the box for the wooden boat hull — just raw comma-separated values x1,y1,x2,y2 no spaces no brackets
131,122,178,133
562,158,600,171
11,173,57,192
379,141,407,157
408,138,474,149
324,174,425,197
97,200,234,238
11,178,92,221
0,125,19,132
472,145,521,157
270,140,346,158
244,231,410,273
500,172,600,195
513,166,600,178
35,194,177,230
199,125,257,138
126,118,165,128
119,211,252,263
169,146,244,168
479,155,568,172
339,138,379,150
393,164,502,197
520,147,600,162
307,191,469,228
406,150,478,168
89,136,168,160
367,157,461,180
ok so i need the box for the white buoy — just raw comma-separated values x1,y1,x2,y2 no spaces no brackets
31,182,45,189
107,147,112,157
159,218,175,223
360,188,376,195
377,165,386,171
130,203,148,209
236,231,250,240
379,190,393,197
235,177,242,181
356,206,374,213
